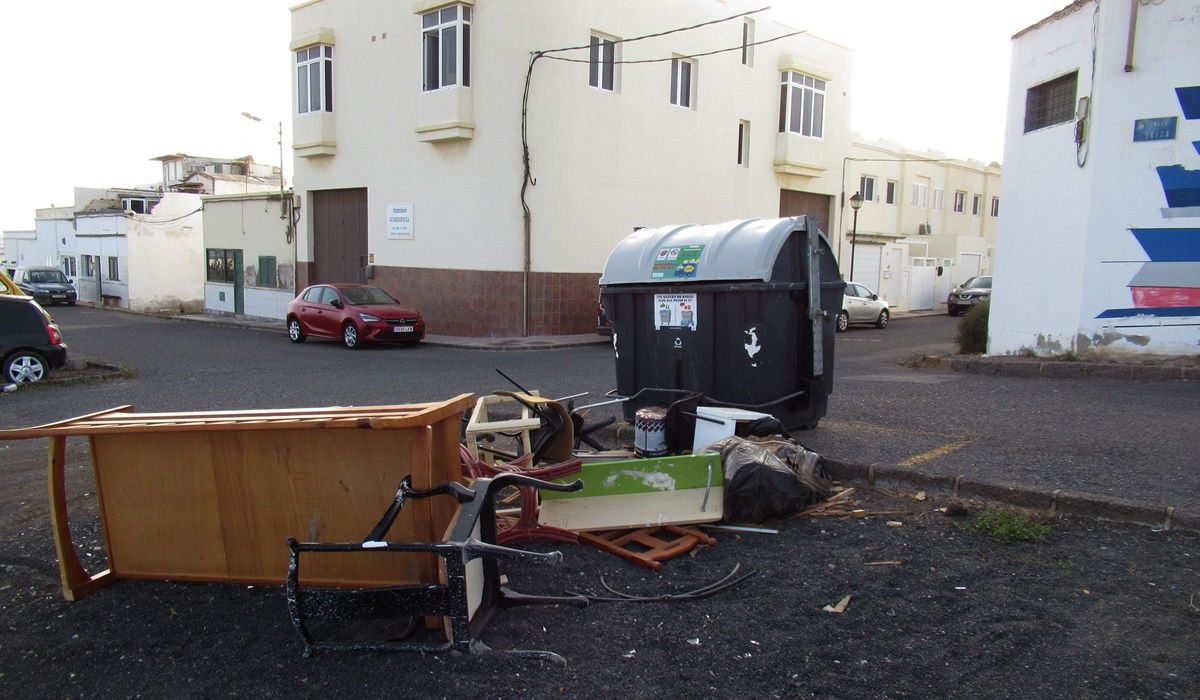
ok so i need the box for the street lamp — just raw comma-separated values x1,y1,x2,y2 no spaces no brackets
848,191,863,282
241,111,286,218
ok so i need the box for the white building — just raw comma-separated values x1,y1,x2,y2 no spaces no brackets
1,229,39,273
990,0,1200,357
72,191,205,311
842,138,1001,312
289,0,855,336
202,191,297,320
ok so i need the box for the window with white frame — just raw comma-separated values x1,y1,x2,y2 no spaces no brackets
885,180,897,205
741,18,755,66
422,5,471,92
859,176,876,202
670,57,695,108
81,256,95,278
953,190,966,213
737,121,750,167
932,188,945,211
122,198,151,214
910,182,928,208
589,33,617,91
991,196,1000,217
106,256,120,282
296,44,332,114
60,256,76,278
972,194,982,216
778,72,825,138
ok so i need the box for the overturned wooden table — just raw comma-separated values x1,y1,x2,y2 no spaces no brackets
0,395,475,600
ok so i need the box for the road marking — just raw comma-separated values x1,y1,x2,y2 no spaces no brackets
899,441,970,467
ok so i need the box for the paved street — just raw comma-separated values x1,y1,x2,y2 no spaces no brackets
3,306,1199,512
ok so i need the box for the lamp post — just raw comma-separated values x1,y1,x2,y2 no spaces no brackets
241,111,286,218
848,191,863,282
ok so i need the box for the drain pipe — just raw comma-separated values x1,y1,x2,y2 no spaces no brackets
1124,0,1138,73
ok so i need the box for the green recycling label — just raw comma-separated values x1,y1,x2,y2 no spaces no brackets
650,244,705,279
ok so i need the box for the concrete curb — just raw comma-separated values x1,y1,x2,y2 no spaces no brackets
915,354,1197,382
822,458,1197,532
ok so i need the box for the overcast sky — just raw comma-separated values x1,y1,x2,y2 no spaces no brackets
1,0,1067,233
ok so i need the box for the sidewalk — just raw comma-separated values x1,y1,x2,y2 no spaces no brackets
175,306,944,350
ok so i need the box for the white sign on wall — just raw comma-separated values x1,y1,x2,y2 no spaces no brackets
387,203,414,240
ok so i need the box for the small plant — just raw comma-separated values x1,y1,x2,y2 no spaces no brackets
966,506,1050,544
956,298,990,354
1016,347,1037,358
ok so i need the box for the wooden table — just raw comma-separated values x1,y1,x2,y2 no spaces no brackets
0,395,475,600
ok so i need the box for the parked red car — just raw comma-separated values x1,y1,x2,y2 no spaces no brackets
286,284,425,349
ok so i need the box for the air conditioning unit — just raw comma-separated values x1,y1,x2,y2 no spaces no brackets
918,223,932,235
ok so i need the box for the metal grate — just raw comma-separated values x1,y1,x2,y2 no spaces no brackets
1024,71,1078,133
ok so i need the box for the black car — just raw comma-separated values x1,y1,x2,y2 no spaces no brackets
947,275,992,316
1,295,68,384
13,266,77,306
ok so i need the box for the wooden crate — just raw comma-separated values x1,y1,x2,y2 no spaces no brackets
0,396,475,600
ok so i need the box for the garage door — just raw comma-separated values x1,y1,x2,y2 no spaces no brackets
958,252,982,285
312,188,368,284
850,245,883,293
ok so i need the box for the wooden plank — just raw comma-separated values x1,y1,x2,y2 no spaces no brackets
0,395,474,439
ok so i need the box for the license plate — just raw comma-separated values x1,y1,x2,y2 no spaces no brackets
53,295,66,299
394,325,414,333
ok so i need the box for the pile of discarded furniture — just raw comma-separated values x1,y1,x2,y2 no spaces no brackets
0,384,830,663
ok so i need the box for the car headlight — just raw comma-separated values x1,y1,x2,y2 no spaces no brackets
359,313,380,322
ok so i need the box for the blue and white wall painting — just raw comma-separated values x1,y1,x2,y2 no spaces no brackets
1098,86,1200,328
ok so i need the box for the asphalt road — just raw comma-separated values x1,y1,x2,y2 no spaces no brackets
4,306,1199,511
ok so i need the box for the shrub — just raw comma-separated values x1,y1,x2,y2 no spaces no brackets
956,297,990,354
967,506,1051,545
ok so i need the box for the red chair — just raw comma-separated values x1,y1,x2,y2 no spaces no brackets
459,445,581,545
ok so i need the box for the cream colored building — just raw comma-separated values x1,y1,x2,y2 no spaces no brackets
289,0,854,336
202,191,297,320
841,138,1001,311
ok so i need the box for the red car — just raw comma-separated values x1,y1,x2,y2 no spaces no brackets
286,284,425,349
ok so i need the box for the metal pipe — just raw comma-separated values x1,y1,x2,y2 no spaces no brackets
1124,0,1139,73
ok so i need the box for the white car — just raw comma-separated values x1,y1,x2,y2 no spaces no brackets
837,282,890,332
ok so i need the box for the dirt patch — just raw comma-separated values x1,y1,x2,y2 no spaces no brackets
0,483,1196,698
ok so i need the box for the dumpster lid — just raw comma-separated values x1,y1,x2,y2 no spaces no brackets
600,217,815,285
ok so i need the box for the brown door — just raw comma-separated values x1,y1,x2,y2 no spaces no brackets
779,190,832,236
312,188,368,284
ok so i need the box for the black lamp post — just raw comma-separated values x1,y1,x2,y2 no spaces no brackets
848,191,863,282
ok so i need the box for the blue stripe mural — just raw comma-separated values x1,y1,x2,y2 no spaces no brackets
1178,86,1200,120
1099,85,1200,323
1130,228,1200,262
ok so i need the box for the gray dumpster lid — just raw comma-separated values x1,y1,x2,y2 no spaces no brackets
600,217,816,285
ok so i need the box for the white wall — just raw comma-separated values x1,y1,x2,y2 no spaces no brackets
991,0,1200,356
126,193,205,313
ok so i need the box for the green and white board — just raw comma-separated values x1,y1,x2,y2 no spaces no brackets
539,453,722,531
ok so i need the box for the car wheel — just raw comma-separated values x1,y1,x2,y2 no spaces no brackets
342,322,360,349
948,305,960,316
875,309,889,329
4,351,48,384
67,300,76,306
835,310,849,333
287,317,306,344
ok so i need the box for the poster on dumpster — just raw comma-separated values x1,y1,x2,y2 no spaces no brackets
650,244,705,279
654,293,698,331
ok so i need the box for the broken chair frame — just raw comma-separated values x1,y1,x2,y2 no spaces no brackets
286,472,587,662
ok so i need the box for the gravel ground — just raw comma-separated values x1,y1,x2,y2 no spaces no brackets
1,480,1196,699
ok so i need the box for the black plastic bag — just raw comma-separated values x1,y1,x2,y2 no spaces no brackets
709,436,832,523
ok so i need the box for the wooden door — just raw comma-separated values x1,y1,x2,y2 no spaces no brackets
779,190,832,237
312,188,368,284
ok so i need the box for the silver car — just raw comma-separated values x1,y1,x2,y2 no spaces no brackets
837,282,890,332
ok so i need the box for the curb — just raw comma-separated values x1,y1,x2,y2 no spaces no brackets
822,458,1197,532
915,354,1197,382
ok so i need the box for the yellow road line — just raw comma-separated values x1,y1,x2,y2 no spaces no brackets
899,441,971,467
